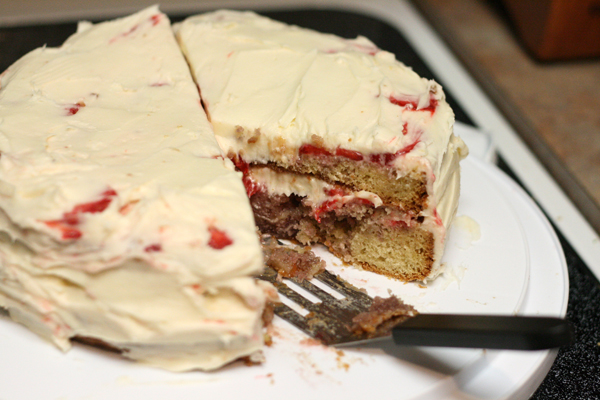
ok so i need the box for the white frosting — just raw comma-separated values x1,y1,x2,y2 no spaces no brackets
249,166,383,211
0,6,272,371
175,10,461,161
175,10,468,278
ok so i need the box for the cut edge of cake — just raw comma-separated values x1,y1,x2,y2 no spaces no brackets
175,9,468,282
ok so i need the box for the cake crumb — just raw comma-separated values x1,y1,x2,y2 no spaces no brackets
335,350,350,371
352,296,416,334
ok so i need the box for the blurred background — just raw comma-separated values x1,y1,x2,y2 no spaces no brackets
416,0,600,236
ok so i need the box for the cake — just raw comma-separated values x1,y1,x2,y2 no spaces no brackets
0,7,467,371
0,6,275,372
175,10,468,281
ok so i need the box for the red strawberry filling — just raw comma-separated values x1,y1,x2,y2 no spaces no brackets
324,42,378,56
149,14,161,26
109,24,139,43
298,144,331,157
65,101,85,116
323,187,348,197
109,14,161,44
389,95,438,115
335,148,363,161
144,243,162,252
231,157,263,197
432,209,443,226
313,196,373,223
208,226,233,250
43,189,117,240
299,138,421,166
314,186,375,223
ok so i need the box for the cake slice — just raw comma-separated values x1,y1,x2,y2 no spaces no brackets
0,6,274,371
175,10,468,281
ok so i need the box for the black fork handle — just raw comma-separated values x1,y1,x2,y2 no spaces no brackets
392,314,574,350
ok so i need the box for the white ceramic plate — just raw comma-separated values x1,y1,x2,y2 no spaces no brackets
0,154,567,400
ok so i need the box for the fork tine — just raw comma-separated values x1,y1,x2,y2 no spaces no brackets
269,280,321,311
259,266,377,345
314,270,373,304
285,278,336,302
271,301,351,345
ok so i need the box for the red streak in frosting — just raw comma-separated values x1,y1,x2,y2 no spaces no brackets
110,24,139,43
231,156,262,197
65,101,85,116
69,189,116,215
109,14,159,44
43,221,82,239
144,243,162,252
370,137,421,165
433,209,443,226
397,138,420,156
389,96,438,115
149,14,161,26
43,189,117,240
208,226,233,250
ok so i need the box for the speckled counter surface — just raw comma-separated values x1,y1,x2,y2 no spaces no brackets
0,5,599,399
541,236,600,398
498,160,600,399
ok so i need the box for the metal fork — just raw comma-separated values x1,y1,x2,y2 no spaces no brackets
258,266,575,350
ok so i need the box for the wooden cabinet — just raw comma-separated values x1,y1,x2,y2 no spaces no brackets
503,0,600,60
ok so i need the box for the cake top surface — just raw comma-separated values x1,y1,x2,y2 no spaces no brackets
175,10,462,172
0,6,262,279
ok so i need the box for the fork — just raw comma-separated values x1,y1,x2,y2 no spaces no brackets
258,266,574,350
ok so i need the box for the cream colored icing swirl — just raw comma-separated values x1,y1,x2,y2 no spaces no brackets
0,6,271,371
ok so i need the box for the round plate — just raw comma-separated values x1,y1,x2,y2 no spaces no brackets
0,156,566,400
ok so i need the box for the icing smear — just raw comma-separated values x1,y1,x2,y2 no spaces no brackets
0,6,272,371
